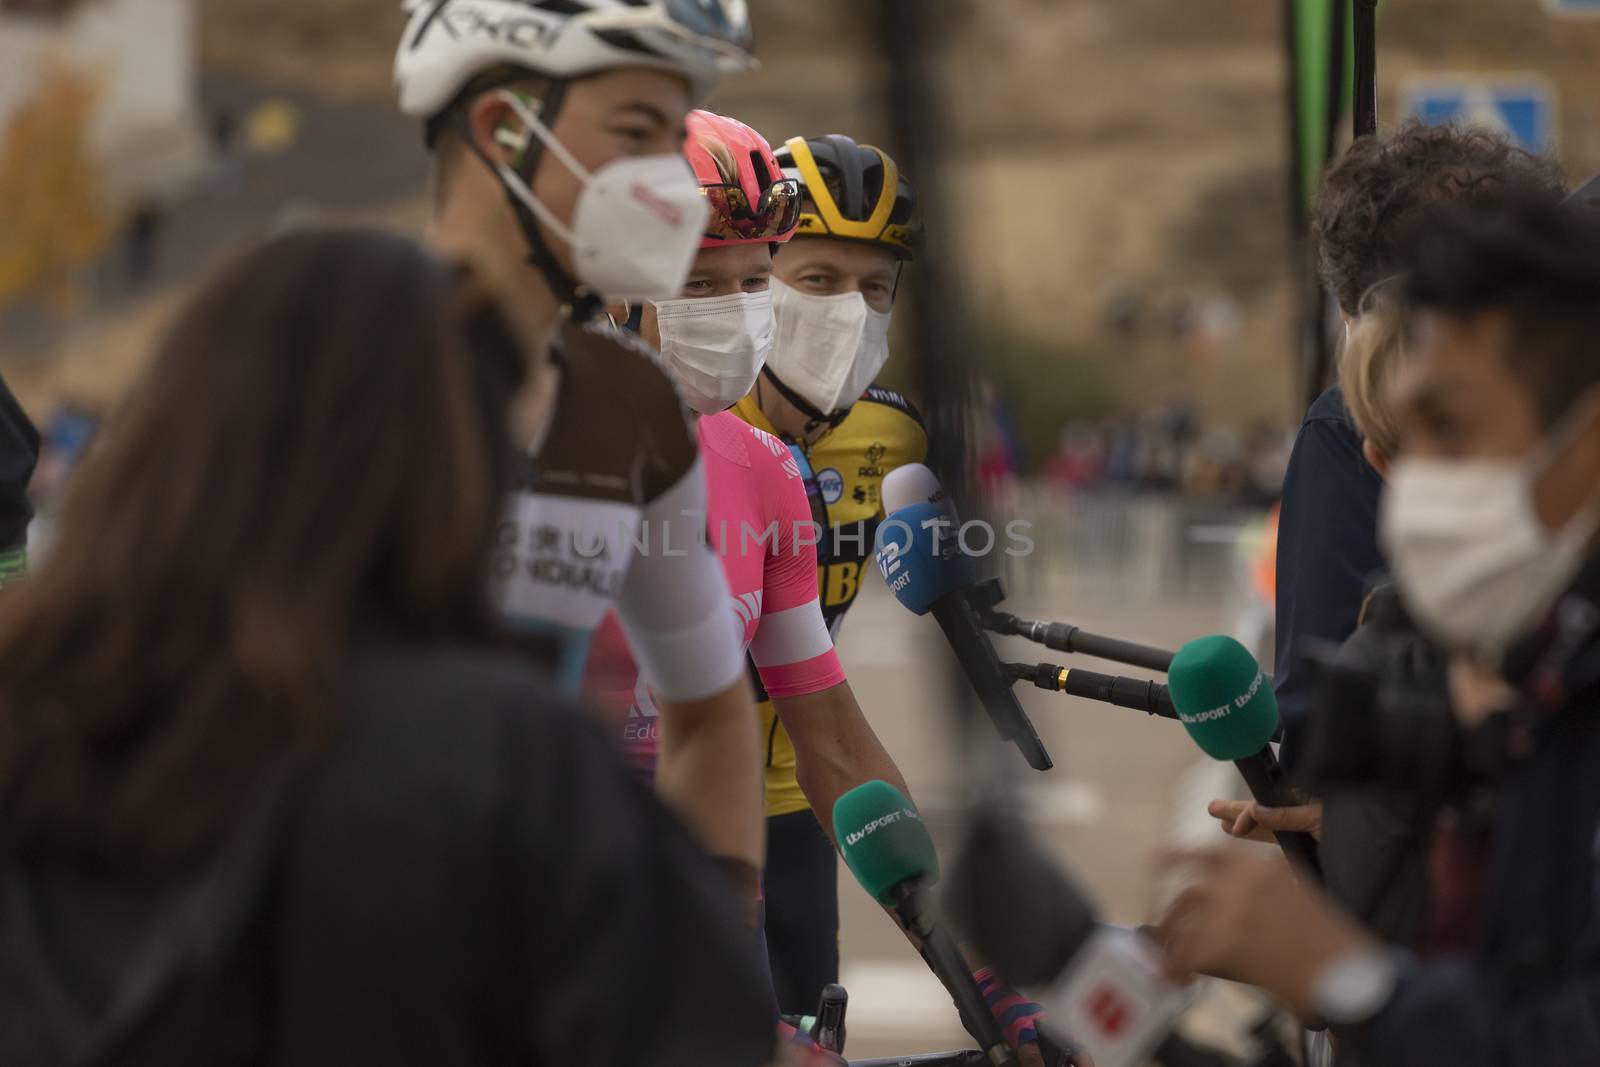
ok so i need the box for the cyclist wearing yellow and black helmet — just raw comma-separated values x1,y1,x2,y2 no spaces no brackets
730,132,929,1014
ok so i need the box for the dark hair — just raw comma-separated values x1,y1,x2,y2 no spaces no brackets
1313,120,1566,314
1402,195,1600,426
0,229,522,875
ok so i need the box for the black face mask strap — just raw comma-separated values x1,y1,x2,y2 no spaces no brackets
760,365,850,433
452,79,604,324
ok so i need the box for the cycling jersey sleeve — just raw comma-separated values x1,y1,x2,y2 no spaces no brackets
750,441,845,701
614,456,746,703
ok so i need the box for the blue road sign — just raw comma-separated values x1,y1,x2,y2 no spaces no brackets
1542,0,1600,17
1403,75,1557,155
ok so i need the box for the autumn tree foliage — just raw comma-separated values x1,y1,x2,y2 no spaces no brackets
0,58,109,313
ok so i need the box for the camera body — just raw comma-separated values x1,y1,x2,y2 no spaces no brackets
1293,585,1465,800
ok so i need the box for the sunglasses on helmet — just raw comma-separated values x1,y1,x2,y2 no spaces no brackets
699,177,802,242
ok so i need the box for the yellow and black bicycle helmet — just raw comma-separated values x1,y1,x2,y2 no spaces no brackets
775,134,922,261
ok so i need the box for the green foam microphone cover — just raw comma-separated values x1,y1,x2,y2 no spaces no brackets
832,780,939,906
1167,634,1281,761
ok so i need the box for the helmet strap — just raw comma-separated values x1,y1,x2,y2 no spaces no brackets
451,79,604,324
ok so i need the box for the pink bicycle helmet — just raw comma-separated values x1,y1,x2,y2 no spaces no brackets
684,110,801,248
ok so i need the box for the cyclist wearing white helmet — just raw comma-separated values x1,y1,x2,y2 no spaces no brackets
394,0,770,909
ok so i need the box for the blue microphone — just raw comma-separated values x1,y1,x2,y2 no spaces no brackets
873,492,1051,771
874,501,974,615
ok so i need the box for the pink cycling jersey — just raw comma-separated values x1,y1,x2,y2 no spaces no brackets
587,411,846,777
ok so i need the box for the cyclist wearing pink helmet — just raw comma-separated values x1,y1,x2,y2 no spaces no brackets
592,110,911,834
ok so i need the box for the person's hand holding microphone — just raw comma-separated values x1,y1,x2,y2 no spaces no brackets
1154,847,1390,1026
1207,798,1321,844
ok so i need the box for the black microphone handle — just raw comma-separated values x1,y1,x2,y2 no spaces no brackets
893,884,1018,1067
1233,751,1322,879
1028,621,1175,673
1012,662,1285,741
1058,667,1179,721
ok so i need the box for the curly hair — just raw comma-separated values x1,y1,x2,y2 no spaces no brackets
1313,120,1566,314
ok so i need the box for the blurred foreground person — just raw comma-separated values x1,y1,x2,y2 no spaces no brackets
0,230,775,1067
1161,196,1600,1066
397,0,769,901
1272,122,1565,750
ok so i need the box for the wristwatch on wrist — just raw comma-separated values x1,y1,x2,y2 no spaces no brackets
1311,947,1399,1026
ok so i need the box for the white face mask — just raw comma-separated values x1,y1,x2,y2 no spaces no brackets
766,276,893,416
653,290,774,415
1380,400,1600,663
494,92,709,302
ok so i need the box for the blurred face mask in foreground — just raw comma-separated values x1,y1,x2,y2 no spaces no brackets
1380,395,1600,663
493,91,708,302
767,277,892,415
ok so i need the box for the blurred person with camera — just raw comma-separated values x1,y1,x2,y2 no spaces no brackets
1160,194,1600,1066
395,0,773,915
1212,123,1567,868
1266,121,1566,767
0,229,784,1066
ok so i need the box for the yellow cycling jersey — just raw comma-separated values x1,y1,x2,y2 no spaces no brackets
730,386,929,817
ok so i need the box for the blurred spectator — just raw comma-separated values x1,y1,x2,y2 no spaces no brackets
0,230,776,1065
1242,421,1290,507
1165,192,1600,1067
123,202,164,283
23,403,98,562
1100,280,1143,337
972,378,1023,505
1102,417,1140,485
1044,421,1105,491
1047,406,1281,507
209,110,244,197
30,404,97,495
1182,292,1242,364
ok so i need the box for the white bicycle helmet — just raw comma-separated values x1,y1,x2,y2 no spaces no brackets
395,0,755,121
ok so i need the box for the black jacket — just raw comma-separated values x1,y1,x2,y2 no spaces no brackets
0,636,776,1067
1357,555,1600,1066
1316,584,1437,953
1274,385,1387,767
